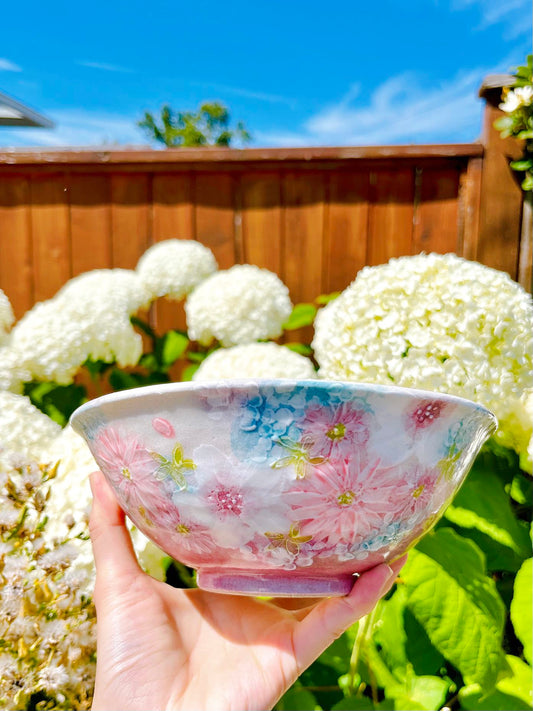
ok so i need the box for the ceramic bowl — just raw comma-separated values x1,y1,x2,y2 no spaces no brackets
70,379,496,597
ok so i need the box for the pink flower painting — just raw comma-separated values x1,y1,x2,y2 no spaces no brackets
300,402,370,458
93,427,160,508
175,445,290,547
409,400,447,430
287,452,411,549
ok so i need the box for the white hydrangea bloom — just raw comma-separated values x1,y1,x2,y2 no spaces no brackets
193,342,316,381
186,264,293,347
313,253,533,452
499,389,533,474
0,345,30,393
136,239,218,300
10,269,151,384
45,426,168,581
0,289,14,345
0,392,61,462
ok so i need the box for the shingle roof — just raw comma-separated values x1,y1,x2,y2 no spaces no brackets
0,91,54,128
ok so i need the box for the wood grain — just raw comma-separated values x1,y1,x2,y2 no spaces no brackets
240,171,282,274
194,173,236,268
69,174,112,275
413,167,460,256
0,176,32,318
110,174,151,268
325,171,369,292
29,175,71,302
367,168,415,265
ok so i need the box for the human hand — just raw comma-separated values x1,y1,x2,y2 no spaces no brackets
89,470,406,711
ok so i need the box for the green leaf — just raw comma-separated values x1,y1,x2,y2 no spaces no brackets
332,696,374,710
443,459,532,559
387,674,449,711
160,330,189,367
275,686,321,710
187,350,209,363
130,315,156,339
181,364,200,381
284,342,314,357
509,473,533,506
108,368,169,391
510,160,533,171
459,656,533,710
521,173,533,191
24,381,87,425
83,358,113,378
283,303,317,330
374,587,445,678
317,632,353,674
403,528,507,688
315,291,341,305
510,558,532,663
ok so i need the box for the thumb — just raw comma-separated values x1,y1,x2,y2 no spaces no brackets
89,470,141,587
294,555,407,669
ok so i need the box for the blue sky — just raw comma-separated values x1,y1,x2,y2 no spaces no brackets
0,0,531,148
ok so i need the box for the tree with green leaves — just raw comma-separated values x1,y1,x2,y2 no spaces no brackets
137,101,251,147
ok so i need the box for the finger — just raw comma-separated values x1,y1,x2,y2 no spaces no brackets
293,556,407,668
89,470,141,584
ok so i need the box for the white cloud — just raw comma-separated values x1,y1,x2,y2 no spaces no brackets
189,81,297,108
0,108,147,147
77,61,133,73
451,0,532,38
255,69,487,147
0,58,22,72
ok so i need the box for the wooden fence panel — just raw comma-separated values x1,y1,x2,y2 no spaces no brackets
0,176,32,318
413,167,461,255
0,138,526,331
195,174,236,269
240,171,283,276
110,174,151,269
325,171,369,293
69,174,112,275
367,168,415,265
30,175,71,303
152,173,194,240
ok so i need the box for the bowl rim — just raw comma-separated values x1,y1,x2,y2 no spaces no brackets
69,377,497,430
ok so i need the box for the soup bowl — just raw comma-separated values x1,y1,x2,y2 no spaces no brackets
70,379,496,596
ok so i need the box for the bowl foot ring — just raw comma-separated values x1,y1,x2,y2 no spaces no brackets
196,568,354,597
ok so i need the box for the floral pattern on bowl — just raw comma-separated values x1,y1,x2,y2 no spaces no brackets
70,379,497,597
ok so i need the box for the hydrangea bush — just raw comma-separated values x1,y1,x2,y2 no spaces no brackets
0,240,532,710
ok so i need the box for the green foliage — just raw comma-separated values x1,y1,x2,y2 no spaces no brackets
24,381,87,426
283,303,318,330
138,101,251,148
274,442,532,711
494,54,533,192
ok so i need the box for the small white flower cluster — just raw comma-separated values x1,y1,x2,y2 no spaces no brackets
136,239,218,300
313,253,533,451
0,289,14,345
186,264,293,347
193,342,317,381
0,392,61,465
8,269,151,384
0,459,96,709
500,85,533,113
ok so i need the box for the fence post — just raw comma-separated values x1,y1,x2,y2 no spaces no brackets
477,75,526,286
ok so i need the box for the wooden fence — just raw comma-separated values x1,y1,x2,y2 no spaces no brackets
0,81,529,337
